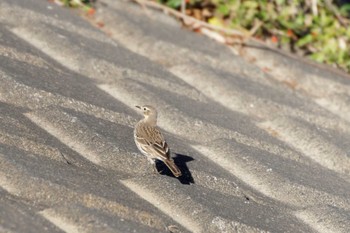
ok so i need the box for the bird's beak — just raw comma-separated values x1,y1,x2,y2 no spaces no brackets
135,105,141,109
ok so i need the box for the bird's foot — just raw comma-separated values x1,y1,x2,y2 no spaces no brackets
152,164,160,174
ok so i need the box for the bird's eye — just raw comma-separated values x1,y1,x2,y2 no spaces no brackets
143,108,146,111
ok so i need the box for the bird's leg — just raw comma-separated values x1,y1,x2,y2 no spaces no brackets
150,159,160,174
152,163,159,174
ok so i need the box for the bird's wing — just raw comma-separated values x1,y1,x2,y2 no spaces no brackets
135,125,170,161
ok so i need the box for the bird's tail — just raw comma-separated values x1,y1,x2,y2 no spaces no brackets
163,159,182,177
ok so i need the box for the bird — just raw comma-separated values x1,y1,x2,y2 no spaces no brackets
134,105,182,177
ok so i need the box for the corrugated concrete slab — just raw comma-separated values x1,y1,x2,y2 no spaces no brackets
1,0,350,232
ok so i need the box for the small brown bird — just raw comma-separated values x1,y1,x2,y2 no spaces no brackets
134,105,182,177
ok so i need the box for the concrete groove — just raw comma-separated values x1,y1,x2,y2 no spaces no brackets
0,154,175,232
192,144,350,209
39,209,81,233
25,111,102,165
121,179,202,233
0,72,135,127
315,95,350,123
259,118,350,175
295,206,350,233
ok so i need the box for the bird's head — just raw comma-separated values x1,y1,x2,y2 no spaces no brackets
135,105,158,122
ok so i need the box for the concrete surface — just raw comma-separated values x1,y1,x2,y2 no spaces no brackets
1,0,350,232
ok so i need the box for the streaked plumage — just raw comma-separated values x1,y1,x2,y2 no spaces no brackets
134,105,182,177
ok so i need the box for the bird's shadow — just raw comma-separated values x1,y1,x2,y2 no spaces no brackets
156,153,195,185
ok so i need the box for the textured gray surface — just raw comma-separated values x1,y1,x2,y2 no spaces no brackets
1,0,350,232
